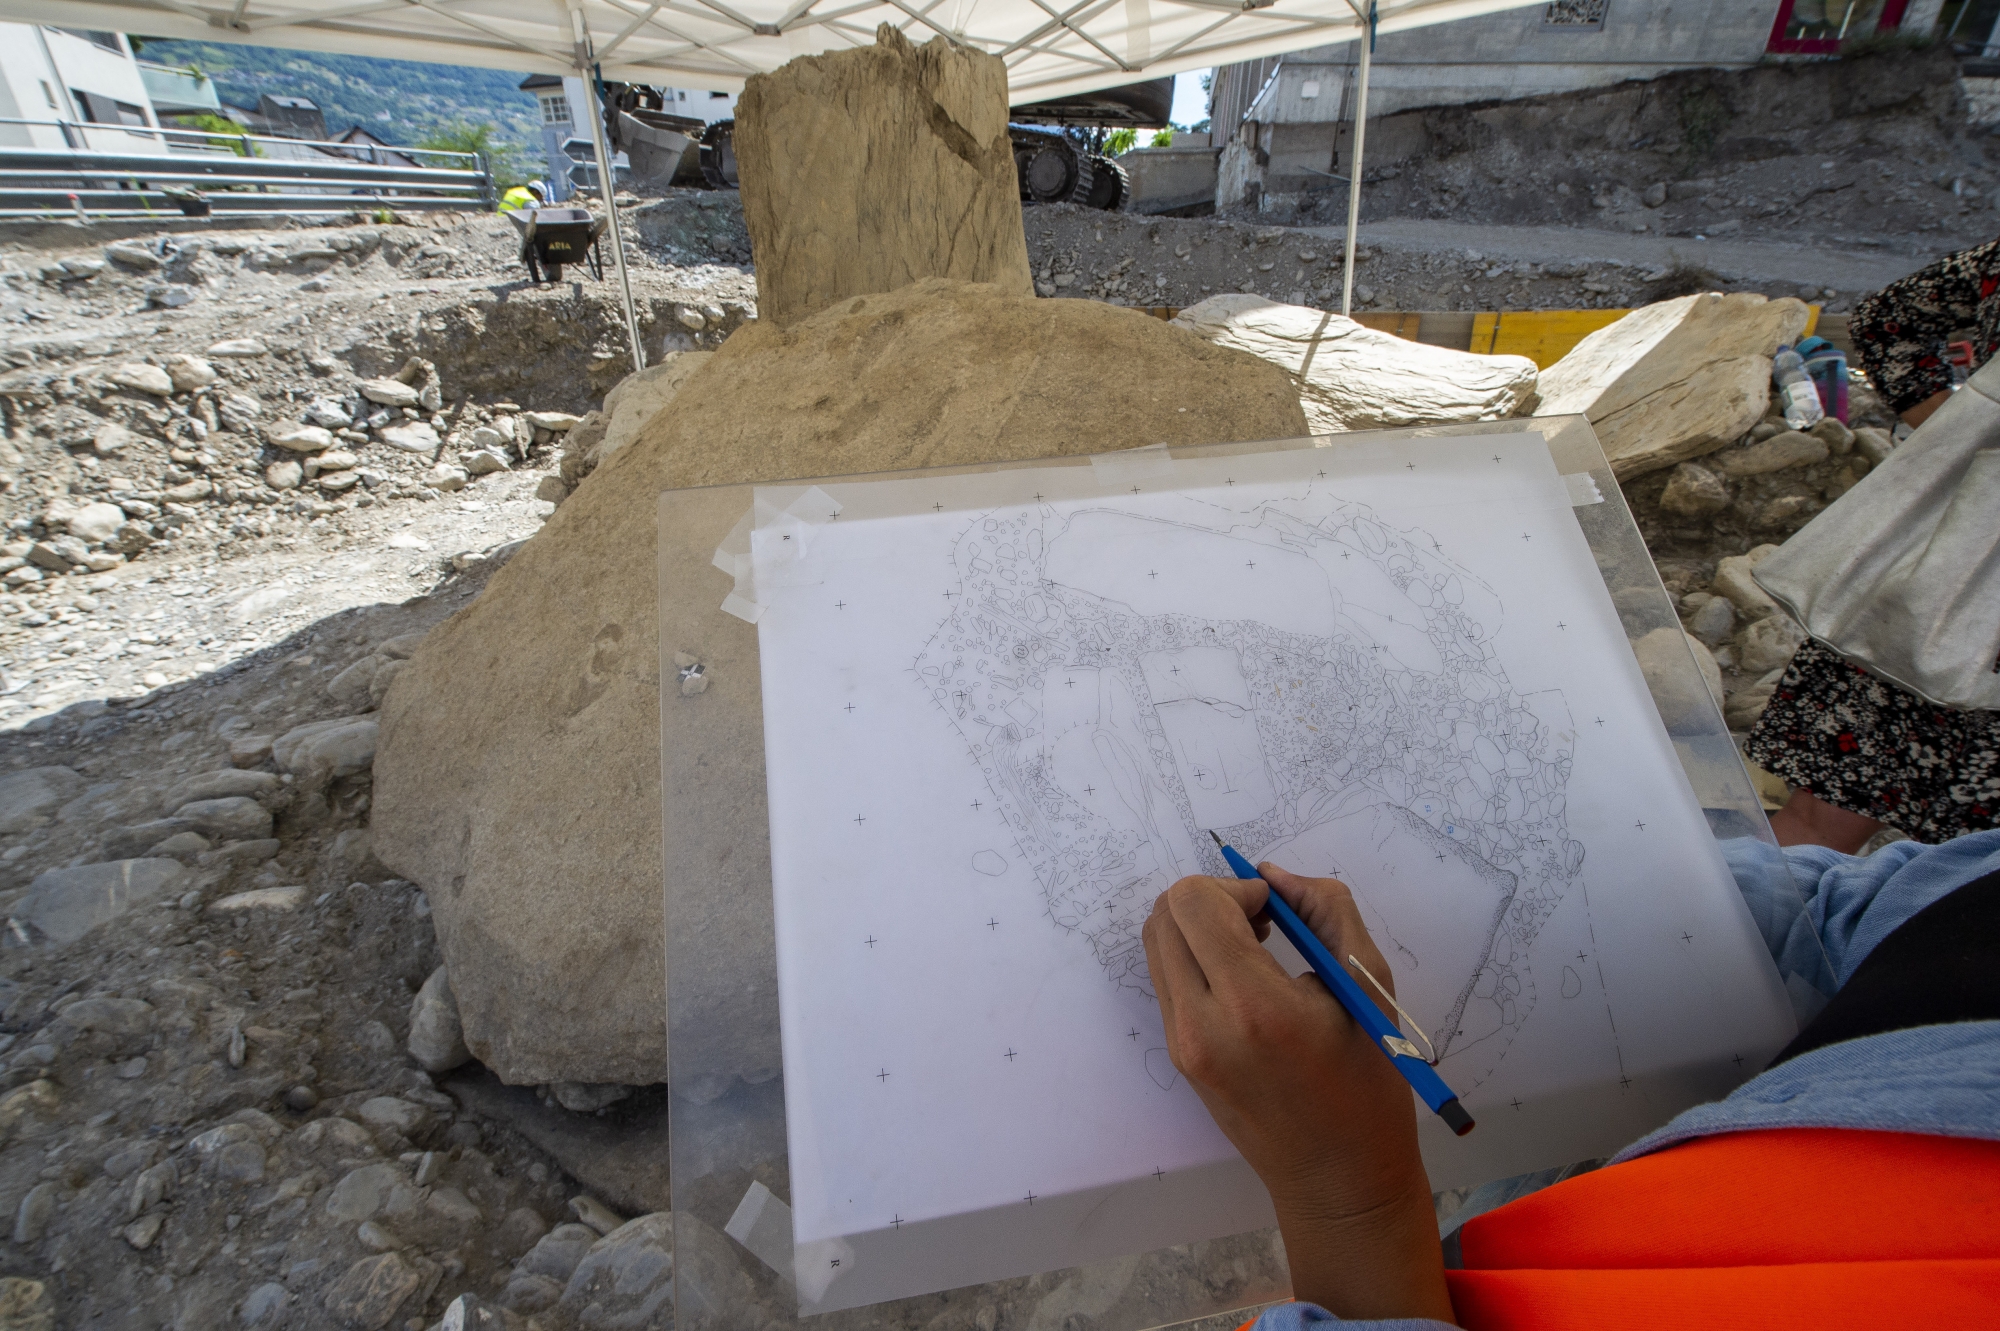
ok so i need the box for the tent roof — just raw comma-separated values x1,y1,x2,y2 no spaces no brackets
9,0,1540,103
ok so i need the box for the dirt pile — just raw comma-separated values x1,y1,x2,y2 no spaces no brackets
370,277,1309,1090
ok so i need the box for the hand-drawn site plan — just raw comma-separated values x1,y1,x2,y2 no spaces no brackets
915,496,1578,1072
746,435,1797,1303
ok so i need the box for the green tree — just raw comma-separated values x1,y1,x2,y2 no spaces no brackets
419,121,528,187
1150,128,1174,147
1104,127,1138,156
168,112,259,156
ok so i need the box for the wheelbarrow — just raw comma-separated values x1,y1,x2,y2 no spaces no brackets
509,206,607,283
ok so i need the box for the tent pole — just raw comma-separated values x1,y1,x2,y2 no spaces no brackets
579,58,647,373
1340,0,1375,318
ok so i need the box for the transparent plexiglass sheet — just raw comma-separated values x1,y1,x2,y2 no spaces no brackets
659,416,1824,1330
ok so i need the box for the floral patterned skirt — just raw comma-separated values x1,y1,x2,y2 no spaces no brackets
1745,639,2000,842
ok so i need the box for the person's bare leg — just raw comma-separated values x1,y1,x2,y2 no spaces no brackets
1769,789,1886,854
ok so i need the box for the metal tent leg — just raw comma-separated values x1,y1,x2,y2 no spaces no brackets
1340,0,1375,319
576,52,647,374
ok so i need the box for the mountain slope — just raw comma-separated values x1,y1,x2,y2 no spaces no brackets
133,38,543,159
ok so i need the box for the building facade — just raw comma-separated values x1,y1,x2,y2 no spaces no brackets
0,25,165,152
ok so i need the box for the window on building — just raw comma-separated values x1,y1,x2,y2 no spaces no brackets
1542,0,1608,29
57,29,126,53
710,90,729,99
1766,0,1884,52
540,94,571,125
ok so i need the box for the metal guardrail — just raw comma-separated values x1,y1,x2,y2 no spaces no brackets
0,118,495,221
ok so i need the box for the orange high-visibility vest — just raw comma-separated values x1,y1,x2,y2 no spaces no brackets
1446,1127,2000,1328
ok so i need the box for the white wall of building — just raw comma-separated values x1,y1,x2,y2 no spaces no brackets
0,24,165,153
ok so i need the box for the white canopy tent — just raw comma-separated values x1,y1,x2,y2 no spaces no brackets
5,0,1545,360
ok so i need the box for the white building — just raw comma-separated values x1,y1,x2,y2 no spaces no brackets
0,24,165,153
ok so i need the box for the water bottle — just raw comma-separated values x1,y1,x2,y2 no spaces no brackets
1772,345,1825,430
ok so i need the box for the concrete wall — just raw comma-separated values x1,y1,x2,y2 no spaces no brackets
1229,0,1782,128
1121,144,1221,212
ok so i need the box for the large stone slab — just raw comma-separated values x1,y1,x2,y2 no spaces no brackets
1534,292,1810,480
735,25,1033,328
371,278,1308,1085
0,767,82,835
1170,295,1540,433
18,859,189,945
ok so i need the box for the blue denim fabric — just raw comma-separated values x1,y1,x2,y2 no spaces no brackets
1725,828,2000,993
1244,1300,1456,1331
1245,830,2000,1331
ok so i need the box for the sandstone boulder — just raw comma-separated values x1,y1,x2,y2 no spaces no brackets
1170,295,1539,432
1535,293,1810,479
736,26,1033,328
371,278,1308,1085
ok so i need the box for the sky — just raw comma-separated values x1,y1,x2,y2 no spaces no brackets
1171,69,1211,128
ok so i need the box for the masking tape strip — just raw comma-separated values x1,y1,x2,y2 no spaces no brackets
1561,472,1604,507
1090,442,1176,489
718,487,844,622
723,1179,796,1281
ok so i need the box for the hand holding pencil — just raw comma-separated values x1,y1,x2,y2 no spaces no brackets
1142,863,1456,1323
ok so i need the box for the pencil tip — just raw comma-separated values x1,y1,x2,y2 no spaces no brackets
1206,829,1224,848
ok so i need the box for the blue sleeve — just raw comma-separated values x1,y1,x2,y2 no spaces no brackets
1248,1303,1456,1331
1723,830,2000,993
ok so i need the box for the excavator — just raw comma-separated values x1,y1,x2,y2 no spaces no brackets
598,76,1174,212
1006,76,1173,211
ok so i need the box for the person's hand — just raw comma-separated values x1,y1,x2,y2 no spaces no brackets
1142,863,1455,1324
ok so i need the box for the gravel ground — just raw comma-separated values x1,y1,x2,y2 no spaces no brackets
0,169,1933,1331
1025,204,1956,316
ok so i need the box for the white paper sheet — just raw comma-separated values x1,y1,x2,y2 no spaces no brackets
750,435,1795,1312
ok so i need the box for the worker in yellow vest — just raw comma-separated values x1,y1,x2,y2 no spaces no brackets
497,180,546,215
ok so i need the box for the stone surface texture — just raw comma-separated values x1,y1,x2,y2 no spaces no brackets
735,26,1034,328
372,277,1307,1085
1170,294,1540,432
1534,293,1810,479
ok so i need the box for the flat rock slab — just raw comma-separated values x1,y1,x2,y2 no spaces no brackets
0,767,82,835
18,859,189,945
1534,292,1810,479
371,277,1307,1086
1171,294,1539,432
442,1069,671,1216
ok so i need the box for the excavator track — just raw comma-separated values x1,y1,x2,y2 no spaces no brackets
1084,154,1130,211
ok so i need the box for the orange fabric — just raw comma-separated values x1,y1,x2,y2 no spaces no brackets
1445,1129,2000,1329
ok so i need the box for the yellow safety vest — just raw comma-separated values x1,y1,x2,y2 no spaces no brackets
498,186,539,213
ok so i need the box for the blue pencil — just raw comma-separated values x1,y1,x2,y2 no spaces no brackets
1209,832,1475,1136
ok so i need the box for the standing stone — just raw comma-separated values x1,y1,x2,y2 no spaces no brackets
372,278,1307,1086
408,966,471,1074
735,25,1033,328
1535,293,1811,479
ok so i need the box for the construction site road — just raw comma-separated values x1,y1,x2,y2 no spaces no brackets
1299,219,1935,299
